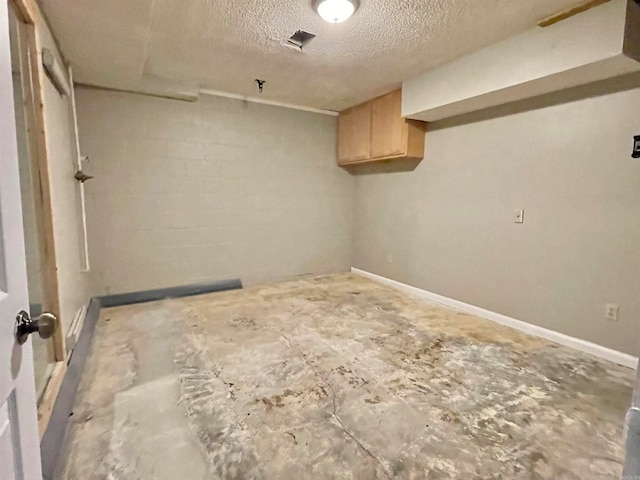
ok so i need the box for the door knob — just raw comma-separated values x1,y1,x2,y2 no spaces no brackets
15,310,58,345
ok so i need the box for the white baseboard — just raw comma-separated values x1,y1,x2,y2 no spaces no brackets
351,268,638,369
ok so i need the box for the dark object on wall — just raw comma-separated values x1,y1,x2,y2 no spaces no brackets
255,79,266,94
633,136,640,158
74,170,94,183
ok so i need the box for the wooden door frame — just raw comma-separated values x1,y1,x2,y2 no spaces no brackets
10,0,65,361
9,0,70,434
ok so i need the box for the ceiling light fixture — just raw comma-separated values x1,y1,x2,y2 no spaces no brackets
313,0,359,24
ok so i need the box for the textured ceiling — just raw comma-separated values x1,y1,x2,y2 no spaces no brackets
40,0,582,111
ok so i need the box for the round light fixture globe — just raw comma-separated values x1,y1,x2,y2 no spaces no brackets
313,0,359,24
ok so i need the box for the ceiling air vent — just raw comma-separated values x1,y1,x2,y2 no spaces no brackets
284,30,316,51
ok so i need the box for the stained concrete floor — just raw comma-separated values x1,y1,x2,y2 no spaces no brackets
57,274,634,479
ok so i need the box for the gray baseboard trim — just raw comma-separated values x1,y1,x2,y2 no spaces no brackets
97,278,243,308
39,278,242,480
40,296,101,480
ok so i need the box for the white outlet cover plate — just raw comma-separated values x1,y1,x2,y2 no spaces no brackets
514,209,525,224
605,304,619,321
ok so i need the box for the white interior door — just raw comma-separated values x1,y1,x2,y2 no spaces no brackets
0,0,42,478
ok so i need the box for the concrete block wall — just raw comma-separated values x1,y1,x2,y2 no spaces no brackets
75,89,354,295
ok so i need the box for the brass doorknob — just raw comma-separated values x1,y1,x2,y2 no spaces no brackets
15,310,58,345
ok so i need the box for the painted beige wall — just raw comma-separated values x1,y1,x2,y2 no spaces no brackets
75,88,353,295
42,77,90,335
13,3,92,337
38,28,90,335
13,73,43,307
354,83,640,356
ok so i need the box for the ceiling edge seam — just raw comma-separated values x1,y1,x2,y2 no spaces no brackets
74,82,198,102
199,89,339,116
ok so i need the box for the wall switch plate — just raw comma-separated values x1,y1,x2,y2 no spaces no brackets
605,304,619,321
386,254,393,264
514,209,525,224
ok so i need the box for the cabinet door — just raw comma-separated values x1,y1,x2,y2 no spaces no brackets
351,102,371,161
337,108,354,164
371,89,407,159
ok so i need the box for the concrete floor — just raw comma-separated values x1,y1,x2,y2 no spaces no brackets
57,274,634,479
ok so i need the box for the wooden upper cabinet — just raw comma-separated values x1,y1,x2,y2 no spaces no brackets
371,89,405,158
337,108,354,163
338,103,371,164
337,89,427,167
351,102,371,161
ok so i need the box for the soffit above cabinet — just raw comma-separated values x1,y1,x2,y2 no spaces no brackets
403,0,640,122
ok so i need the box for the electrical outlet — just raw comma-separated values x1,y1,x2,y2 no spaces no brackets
514,209,525,224
386,254,393,264
605,304,619,321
